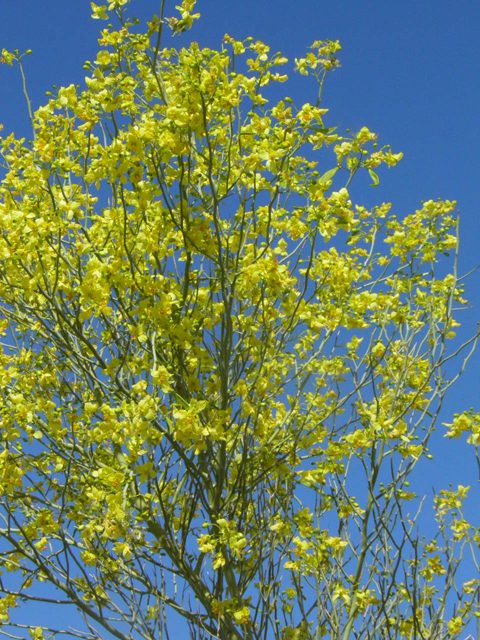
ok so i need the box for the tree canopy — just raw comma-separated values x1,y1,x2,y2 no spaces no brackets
0,1,479,639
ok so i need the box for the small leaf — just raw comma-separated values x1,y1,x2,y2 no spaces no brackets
310,125,338,135
368,169,379,187
319,167,338,184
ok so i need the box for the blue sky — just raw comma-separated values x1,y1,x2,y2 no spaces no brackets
1,0,479,637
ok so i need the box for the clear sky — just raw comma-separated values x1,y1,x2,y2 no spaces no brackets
1,0,479,637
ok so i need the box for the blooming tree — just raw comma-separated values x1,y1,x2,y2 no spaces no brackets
0,1,479,639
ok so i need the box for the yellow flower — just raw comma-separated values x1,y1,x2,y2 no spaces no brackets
233,606,250,625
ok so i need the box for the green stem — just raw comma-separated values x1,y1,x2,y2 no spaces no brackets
18,57,36,141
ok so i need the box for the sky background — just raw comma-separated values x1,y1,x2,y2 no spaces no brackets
1,0,479,637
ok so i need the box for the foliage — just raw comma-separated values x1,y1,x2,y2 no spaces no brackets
0,1,479,638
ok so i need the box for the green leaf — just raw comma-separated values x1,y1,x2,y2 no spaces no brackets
368,169,379,187
310,125,338,135
319,167,338,184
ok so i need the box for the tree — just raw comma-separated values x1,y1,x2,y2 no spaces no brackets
0,1,479,638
